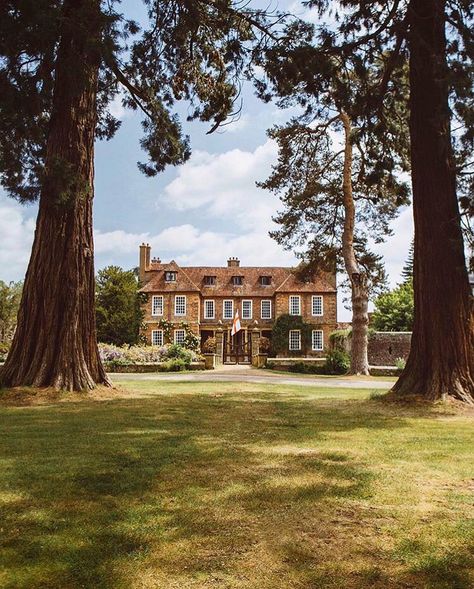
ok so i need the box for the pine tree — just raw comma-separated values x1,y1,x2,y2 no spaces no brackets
257,17,410,375
259,0,473,403
0,0,276,390
400,240,414,284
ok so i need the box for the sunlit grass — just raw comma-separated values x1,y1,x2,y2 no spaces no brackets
0,380,472,588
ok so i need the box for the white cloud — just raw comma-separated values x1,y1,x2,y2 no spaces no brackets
0,200,36,282
94,223,296,267
160,140,279,232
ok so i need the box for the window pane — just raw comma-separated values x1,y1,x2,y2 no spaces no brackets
151,330,163,346
289,330,301,351
204,300,215,319
312,295,323,316
223,300,234,319
312,330,323,351
152,295,163,316
174,330,185,345
261,300,272,319
242,300,252,319
289,296,300,315
175,295,186,315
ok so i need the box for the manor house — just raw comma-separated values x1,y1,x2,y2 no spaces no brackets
139,243,337,363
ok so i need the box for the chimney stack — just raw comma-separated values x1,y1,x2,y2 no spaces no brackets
139,243,151,283
227,256,240,268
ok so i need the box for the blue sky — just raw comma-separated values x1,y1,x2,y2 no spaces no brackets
0,1,414,321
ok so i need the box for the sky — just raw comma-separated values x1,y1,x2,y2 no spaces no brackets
0,1,414,321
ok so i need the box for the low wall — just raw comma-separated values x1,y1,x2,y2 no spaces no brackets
266,357,326,371
368,332,411,366
105,361,206,373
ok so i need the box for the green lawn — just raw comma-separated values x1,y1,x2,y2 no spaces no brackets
0,381,472,589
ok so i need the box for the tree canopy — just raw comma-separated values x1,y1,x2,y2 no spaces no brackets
95,266,144,346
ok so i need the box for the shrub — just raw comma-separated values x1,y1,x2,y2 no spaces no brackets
0,341,11,362
288,361,308,373
202,337,217,353
395,357,406,370
165,344,193,364
258,336,271,353
324,349,350,375
162,358,187,372
329,329,351,351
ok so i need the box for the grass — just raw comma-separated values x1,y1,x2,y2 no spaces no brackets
0,380,472,589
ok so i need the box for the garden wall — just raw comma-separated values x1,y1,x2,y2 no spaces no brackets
104,361,206,373
368,332,411,366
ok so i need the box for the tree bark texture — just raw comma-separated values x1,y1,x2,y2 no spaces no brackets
392,0,474,403
340,111,370,376
0,0,110,391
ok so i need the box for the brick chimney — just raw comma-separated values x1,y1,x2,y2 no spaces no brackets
227,256,240,268
139,243,151,283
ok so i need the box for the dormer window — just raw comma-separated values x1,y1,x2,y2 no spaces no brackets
232,276,243,286
260,275,271,286
204,275,216,286
165,271,177,282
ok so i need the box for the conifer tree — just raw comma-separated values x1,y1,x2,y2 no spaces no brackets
0,0,276,390
401,240,414,284
259,0,473,402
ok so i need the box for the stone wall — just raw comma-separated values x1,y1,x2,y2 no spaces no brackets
368,332,412,366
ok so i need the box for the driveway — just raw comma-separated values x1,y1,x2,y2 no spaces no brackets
109,364,394,389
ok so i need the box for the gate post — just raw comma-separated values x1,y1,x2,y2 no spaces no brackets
251,327,261,367
215,327,224,365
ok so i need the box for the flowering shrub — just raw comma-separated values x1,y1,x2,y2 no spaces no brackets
202,337,216,353
98,343,202,365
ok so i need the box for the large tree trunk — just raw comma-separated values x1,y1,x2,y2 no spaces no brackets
0,0,110,391
391,0,474,403
340,111,370,376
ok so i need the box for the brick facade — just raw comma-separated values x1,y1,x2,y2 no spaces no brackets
367,332,412,366
138,244,338,361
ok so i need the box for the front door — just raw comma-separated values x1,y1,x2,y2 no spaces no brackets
224,330,250,363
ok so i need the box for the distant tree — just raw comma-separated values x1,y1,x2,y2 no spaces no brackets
371,280,414,332
400,240,414,284
0,0,278,390
95,266,143,346
0,281,23,343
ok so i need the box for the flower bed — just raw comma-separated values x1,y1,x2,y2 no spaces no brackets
99,343,205,372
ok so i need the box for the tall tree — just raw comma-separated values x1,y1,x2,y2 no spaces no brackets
261,1,473,402
257,22,409,375
0,0,275,390
95,266,143,346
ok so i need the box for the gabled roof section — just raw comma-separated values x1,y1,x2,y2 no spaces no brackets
140,260,200,293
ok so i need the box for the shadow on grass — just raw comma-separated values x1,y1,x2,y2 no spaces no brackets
0,392,470,588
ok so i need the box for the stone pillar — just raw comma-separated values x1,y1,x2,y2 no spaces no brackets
251,327,260,367
215,327,224,365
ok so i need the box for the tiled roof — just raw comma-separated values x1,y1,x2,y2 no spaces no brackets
140,261,200,293
140,261,336,295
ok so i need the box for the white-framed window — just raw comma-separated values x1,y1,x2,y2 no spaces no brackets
289,295,301,315
204,299,215,319
151,295,163,316
312,330,324,351
151,329,164,346
261,299,272,319
223,299,234,319
289,330,301,351
165,271,177,282
174,295,186,316
242,300,252,319
174,329,186,345
312,295,323,316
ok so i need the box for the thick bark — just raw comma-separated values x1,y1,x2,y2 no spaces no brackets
340,111,370,376
0,0,110,391
392,0,474,403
